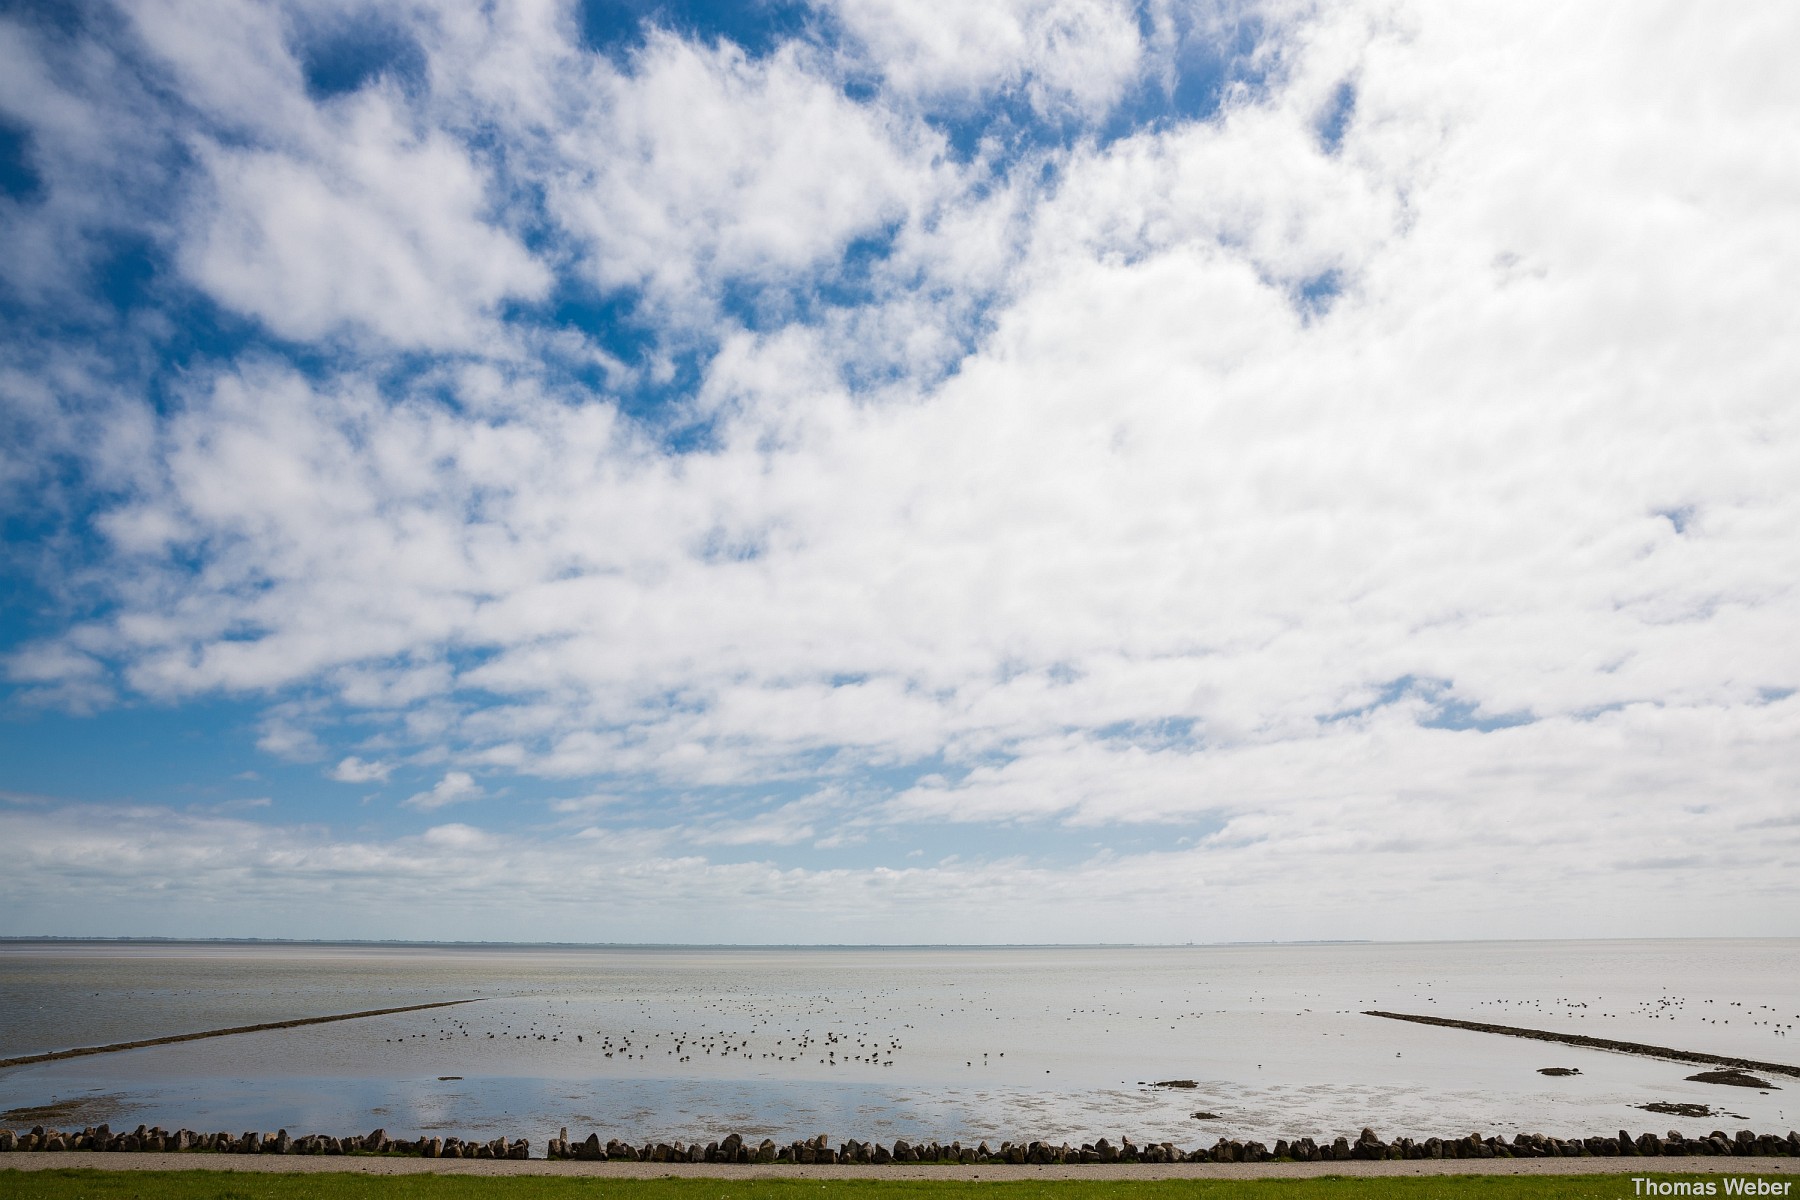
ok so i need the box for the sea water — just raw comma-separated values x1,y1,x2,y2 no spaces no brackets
1,939,1794,1145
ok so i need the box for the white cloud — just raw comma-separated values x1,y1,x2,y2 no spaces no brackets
106,1,553,349
548,31,947,321
255,716,324,761
329,755,393,784
182,91,551,347
0,12,183,303
403,770,483,811
828,0,1144,118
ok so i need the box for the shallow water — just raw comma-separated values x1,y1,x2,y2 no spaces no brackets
1,939,1794,1145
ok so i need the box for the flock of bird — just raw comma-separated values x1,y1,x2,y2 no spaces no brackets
365,973,1799,1086
1461,994,1798,1035
381,999,918,1070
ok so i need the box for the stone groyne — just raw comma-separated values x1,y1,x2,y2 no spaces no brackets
1362,1011,1800,1079
0,1000,483,1071
4,1124,1798,1163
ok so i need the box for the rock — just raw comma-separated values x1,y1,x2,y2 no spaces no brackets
1192,1111,1221,1120
1153,1080,1199,1088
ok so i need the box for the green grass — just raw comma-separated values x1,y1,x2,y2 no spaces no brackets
0,1172,1752,1200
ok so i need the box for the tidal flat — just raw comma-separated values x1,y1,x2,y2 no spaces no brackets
1,939,1795,1148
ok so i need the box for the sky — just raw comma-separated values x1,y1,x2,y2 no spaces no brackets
0,0,1796,945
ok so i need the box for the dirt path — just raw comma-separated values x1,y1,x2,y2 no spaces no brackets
3,1154,1796,1178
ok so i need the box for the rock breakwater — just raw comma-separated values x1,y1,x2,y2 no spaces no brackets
4,1123,1797,1162
0,1123,527,1159
539,1127,1800,1163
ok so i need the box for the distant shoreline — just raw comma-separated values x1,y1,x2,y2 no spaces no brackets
15,935,1793,950
0,937,1380,951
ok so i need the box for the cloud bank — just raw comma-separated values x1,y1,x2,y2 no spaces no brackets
0,0,1795,941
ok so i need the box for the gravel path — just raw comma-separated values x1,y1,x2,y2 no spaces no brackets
3,1154,1797,1178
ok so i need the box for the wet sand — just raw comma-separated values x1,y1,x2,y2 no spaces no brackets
3,1154,1797,1178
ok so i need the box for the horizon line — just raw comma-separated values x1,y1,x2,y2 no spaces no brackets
3,934,1789,950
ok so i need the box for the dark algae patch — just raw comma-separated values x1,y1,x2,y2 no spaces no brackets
0,1097,127,1126
1639,1104,1716,1119
1688,1071,1778,1090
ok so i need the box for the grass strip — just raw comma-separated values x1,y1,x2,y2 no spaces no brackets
0,1171,1761,1200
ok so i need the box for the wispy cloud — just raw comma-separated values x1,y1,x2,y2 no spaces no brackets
329,756,393,784
403,771,484,812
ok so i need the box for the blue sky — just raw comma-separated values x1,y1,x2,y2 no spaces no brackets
1,0,1796,943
